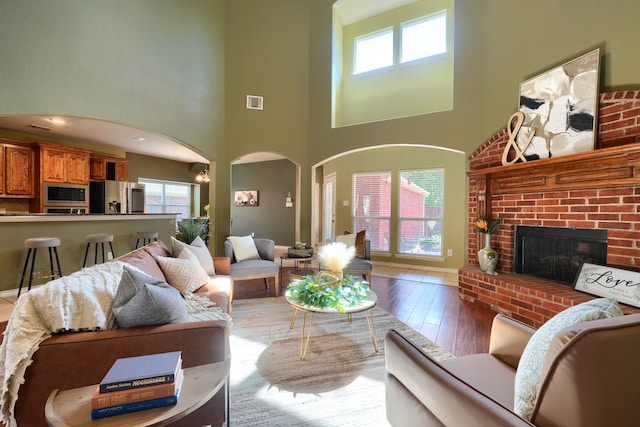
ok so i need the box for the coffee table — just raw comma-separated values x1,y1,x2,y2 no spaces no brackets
285,289,379,361
45,361,229,427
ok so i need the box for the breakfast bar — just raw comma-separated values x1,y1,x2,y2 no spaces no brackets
0,213,178,293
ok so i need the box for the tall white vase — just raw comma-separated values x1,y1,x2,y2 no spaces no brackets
477,233,498,275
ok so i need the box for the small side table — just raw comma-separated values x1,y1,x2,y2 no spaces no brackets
279,253,316,287
45,361,229,427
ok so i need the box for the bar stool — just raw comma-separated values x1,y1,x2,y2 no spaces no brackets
135,231,158,248
83,233,115,267
18,237,63,297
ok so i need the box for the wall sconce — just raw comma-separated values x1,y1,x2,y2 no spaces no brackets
196,169,210,183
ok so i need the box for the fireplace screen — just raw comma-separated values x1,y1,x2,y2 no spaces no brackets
514,226,607,284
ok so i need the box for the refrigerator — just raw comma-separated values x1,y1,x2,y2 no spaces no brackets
90,181,145,214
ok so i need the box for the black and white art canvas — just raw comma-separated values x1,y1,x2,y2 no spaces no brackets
516,49,600,160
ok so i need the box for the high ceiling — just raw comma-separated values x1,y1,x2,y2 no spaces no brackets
0,1,416,165
334,0,417,25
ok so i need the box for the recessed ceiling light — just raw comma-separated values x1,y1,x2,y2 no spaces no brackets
135,137,146,142
48,118,65,125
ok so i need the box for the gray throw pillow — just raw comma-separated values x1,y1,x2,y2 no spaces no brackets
113,265,189,328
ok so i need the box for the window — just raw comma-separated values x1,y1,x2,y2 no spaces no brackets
401,11,447,64
398,169,444,256
139,179,192,219
352,172,392,252
354,27,393,74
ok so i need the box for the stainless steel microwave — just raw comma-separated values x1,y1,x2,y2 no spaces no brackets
43,183,89,206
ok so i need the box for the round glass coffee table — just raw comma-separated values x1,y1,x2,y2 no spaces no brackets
285,289,379,361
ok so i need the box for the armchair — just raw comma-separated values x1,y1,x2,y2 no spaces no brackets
224,237,280,296
385,312,640,427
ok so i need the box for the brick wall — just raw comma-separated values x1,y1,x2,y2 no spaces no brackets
460,91,640,327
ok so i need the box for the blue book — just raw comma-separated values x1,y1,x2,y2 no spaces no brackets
99,351,182,393
91,371,183,419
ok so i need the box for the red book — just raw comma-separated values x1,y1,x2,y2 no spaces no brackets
91,368,184,410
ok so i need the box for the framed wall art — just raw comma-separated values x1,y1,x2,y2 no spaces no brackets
234,190,259,206
573,262,640,309
516,49,600,161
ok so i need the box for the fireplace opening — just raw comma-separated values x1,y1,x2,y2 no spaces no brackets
514,226,607,284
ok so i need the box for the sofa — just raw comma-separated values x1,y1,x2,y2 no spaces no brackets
0,240,233,427
385,310,640,427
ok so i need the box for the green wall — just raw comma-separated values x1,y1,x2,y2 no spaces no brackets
3,0,640,267
231,159,296,245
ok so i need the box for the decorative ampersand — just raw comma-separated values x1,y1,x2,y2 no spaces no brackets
501,112,534,165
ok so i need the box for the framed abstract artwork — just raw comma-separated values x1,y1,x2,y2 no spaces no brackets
516,49,600,161
234,190,259,206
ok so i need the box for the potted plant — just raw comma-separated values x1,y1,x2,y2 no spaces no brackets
474,215,504,275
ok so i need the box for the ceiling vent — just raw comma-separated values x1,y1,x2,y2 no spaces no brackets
246,95,264,110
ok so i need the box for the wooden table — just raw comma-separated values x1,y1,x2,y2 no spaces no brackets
285,289,379,361
45,361,229,427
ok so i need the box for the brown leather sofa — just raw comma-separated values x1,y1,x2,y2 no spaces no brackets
1,241,232,427
385,313,640,427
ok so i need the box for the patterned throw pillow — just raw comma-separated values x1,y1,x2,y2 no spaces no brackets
513,297,623,420
171,236,215,275
113,265,188,328
156,248,210,294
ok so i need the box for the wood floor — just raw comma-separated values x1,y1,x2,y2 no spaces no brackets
234,268,497,357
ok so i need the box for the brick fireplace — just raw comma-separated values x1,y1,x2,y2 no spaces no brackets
460,90,640,327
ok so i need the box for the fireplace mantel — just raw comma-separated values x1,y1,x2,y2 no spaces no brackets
468,142,640,196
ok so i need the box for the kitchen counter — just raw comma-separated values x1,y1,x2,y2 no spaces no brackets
0,213,177,223
0,213,180,293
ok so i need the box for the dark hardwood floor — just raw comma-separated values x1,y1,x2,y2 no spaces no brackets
232,271,497,357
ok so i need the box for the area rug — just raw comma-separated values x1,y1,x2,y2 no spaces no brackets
228,297,453,427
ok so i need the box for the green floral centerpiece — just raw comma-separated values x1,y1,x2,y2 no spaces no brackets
287,242,370,312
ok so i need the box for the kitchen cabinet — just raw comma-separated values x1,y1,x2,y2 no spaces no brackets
0,141,35,198
90,154,129,181
38,143,90,184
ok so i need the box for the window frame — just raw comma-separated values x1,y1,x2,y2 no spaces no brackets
397,168,445,258
353,26,394,75
352,171,392,252
138,178,195,220
400,10,448,65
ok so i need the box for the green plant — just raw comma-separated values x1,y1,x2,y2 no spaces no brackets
287,272,370,312
177,219,206,243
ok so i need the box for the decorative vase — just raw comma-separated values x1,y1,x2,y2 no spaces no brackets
477,234,498,275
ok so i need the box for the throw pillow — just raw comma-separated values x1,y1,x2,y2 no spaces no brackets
171,236,215,275
513,297,623,420
344,229,366,258
336,233,357,248
113,265,189,328
156,248,211,294
227,235,261,262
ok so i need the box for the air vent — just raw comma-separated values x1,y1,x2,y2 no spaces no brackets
28,124,52,131
246,95,263,110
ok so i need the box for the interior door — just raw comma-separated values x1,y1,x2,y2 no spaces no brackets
323,173,336,242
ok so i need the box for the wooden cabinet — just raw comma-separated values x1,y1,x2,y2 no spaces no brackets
38,143,90,184
90,154,129,181
0,141,35,198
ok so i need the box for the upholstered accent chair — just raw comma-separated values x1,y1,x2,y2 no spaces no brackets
224,237,280,296
385,309,640,427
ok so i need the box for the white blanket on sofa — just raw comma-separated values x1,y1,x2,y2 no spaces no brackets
0,260,230,427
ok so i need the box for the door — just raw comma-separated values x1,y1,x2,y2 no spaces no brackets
323,173,336,242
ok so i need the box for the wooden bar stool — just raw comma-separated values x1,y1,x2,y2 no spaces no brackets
135,231,158,248
83,233,115,267
18,237,63,297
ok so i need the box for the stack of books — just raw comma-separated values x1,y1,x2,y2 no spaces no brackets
90,351,183,420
